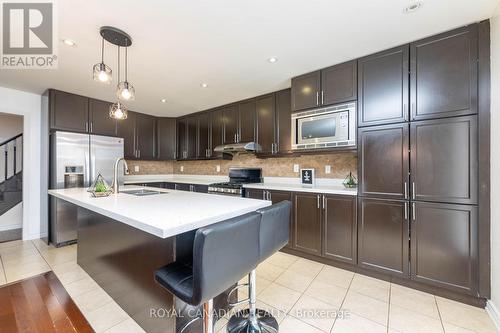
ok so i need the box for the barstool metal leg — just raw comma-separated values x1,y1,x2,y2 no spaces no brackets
203,299,214,333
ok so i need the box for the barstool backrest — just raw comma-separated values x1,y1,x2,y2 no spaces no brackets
257,201,291,262
192,212,261,305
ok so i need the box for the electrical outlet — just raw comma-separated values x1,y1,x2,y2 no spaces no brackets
216,165,221,173
180,166,184,172
134,165,140,173
325,165,331,174
293,164,300,173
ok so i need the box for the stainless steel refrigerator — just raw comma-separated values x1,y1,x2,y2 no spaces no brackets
49,131,124,246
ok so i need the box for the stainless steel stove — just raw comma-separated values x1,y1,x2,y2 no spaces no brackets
208,168,262,197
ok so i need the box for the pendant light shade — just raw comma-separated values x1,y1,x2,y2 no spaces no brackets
109,101,128,120
93,38,112,84
117,45,135,101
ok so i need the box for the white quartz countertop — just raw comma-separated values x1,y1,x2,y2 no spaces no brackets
124,174,227,185
242,182,357,196
48,186,270,238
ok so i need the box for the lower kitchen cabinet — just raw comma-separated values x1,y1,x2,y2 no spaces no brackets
165,182,208,193
411,201,478,294
322,195,357,264
358,197,409,278
245,188,266,200
293,193,322,255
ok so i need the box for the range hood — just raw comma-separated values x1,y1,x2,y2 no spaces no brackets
213,142,261,154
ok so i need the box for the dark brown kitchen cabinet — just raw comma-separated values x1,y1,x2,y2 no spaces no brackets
358,197,409,278
291,71,321,111
321,60,357,106
256,94,275,154
211,109,224,157
358,123,409,199
89,99,117,136
358,45,409,126
410,116,478,204
186,116,197,159
245,188,265,200
157,118,176,160
293,192,322,255
223,105,238,144
117,111,137,159
410,24,478,121
322,195,357,264
276,89,292,153
238,99,256,143
411,202,477,294
197,112,211,158
176,118,187,160
135,113,156,160
50,90,89,133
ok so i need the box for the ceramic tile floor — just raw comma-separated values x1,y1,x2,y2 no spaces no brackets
0,239,497,333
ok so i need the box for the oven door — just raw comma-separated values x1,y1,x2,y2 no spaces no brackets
297,112,346,144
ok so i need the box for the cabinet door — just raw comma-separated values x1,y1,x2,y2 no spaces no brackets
358,123,409,199
276,89,292,153
50,90,89,132
89,99,116,136
117,111,136,159
238,99,256,143
410,25,478,120
223,105,238,144
269,190,293,249
411,202,477,294
135,113,156,160
176,118,187,160
256,94,275,154
175,183,190,191
211,109,224,157
193,185,209,193
291,71,321,111
321,60,357,106
322,195,357,264
186,116,197,159
410,116,477,204
358,45,409,127
157,118,176,160
293,192,321,255
245,188,265,200
197,112,210,159
358,198,409,277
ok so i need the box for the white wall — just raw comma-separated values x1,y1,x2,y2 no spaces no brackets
0,203,22,232
0,113,23,142
489,5,500,330
0,87,43,240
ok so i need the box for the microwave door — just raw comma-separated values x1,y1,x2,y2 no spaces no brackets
298,115,337,144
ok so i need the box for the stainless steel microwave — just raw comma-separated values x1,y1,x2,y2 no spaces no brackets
291,102,356,150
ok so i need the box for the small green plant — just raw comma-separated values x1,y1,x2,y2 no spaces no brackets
95,180,107,193
343,172,358,188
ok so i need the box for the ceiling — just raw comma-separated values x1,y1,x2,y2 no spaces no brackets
0,0,499,117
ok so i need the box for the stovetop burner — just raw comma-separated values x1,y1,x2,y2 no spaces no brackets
208,168,262,196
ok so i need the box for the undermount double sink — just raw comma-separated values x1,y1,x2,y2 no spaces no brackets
121,189,166,196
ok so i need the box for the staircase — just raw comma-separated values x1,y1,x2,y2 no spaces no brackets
0,134,23,217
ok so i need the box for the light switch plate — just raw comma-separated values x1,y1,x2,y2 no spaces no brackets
134,165,140,172
216,165,221,173
325,165,331,174
293,164,300,173
180,166,184,172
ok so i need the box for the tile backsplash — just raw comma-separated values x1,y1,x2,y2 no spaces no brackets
127,152,357,179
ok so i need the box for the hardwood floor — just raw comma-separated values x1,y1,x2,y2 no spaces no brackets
0,271,94,333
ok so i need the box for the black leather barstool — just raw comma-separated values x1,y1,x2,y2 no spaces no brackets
227,201,292,333
155,212,261,333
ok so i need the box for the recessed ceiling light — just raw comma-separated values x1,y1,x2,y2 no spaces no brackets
161,99,167,103
403,2,422,13
62,38,76,46
268,57,278,63
200,83,208,88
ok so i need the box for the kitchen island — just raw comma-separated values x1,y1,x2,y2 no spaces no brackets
48,186,270,333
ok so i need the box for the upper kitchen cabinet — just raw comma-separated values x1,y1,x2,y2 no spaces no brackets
321,60,357,106
89,99,117,136
291,71,321,111
186,115,198,159
238,99,256,143
410,24,478,121
177,118,187,160
157,118,176,160
211,109,224,157
117,111,136,159
291,61,357,112
135,113,156,160
275,89,292,153
255,94,275,154
197,112,211,159
222,105,238,144
410,116,478,205
358,45,409,127
358,123,409,199
50,90,89,133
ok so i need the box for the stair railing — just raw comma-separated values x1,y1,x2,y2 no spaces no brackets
0,133,23,185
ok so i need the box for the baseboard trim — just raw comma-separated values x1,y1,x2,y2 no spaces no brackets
486,300,500,332
0,223,22,232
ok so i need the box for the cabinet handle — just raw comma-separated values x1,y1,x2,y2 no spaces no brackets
317,195,320,209
412,202,416,221
316,92,319,106
138,150,141,158
412,182,416,200
85,122,88,132
262,191,266,200
404,202,408,220
322,195,326,210
321,91,324,105
404,182,408,199
268,191,271,201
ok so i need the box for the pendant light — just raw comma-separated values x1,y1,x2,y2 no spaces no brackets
92,37,112,84
117,43,135,101
109,46,128,120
